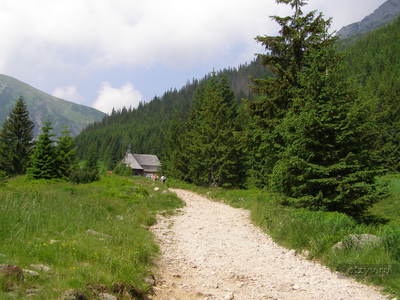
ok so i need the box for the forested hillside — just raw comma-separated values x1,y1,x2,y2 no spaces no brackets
343,16,400,170
75,61,270,168
76,15,400,175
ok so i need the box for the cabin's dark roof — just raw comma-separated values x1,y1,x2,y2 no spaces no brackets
133,154,161,167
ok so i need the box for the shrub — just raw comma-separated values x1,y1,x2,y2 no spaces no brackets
259,202,357,255
133,186,150,197
380,225,400,262
113,162,133,176
0,170,8,186
69,166,100,184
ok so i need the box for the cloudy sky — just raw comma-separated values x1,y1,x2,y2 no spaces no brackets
0,0,386,114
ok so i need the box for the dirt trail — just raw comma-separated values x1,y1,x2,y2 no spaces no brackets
149,189,386,300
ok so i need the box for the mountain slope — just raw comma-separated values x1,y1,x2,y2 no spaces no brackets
0,74,105,136
337,0,400,39
342,15,400,169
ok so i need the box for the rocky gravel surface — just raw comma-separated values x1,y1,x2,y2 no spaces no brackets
150,189,387,300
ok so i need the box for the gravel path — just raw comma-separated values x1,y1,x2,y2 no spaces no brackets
150,189,386,300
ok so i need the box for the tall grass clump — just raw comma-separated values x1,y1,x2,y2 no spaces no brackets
69,165,100,184
0,175,183,299
370,174,400,225
113,162,133,176
0,170,7,187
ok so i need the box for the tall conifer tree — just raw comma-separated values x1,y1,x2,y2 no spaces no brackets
163,119,189,179
0,97,34,175
28,122,57,179
271,42,386,218
175,76,243,187
247,0,332,187
250,0,386,218
55,127,75,178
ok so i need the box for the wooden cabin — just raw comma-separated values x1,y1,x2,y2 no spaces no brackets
122,151,161,176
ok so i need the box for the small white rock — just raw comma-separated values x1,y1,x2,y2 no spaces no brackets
301,250,310,257
287,249,296,256
292,284,300,290
26,288,39,296
86,229,111,238
144,275,155,286
224,292,234,300
29,264,51,272
98,293,117,300
23,269,40,276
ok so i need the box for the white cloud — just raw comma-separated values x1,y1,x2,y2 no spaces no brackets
0,0,385,75
92,82,143,114
52,85,83,102
0,0,386,105
0,0,272,72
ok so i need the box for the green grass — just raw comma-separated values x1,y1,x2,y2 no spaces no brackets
370,174,400,225
169,175,400,297
0,175,183,299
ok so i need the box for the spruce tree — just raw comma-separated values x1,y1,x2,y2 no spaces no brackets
176,76,243,187
260,0,386,218
162,119,189,179
28,122,57,179
69,144,100,184
247,0,332,187
0,97,34,175
55,127,75,178
86,146,99,170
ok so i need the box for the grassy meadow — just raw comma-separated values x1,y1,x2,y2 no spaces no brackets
0,175,183,299
169,174,400,297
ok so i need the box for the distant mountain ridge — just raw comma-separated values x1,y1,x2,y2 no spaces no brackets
337,0,400,39
0,74,105,136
